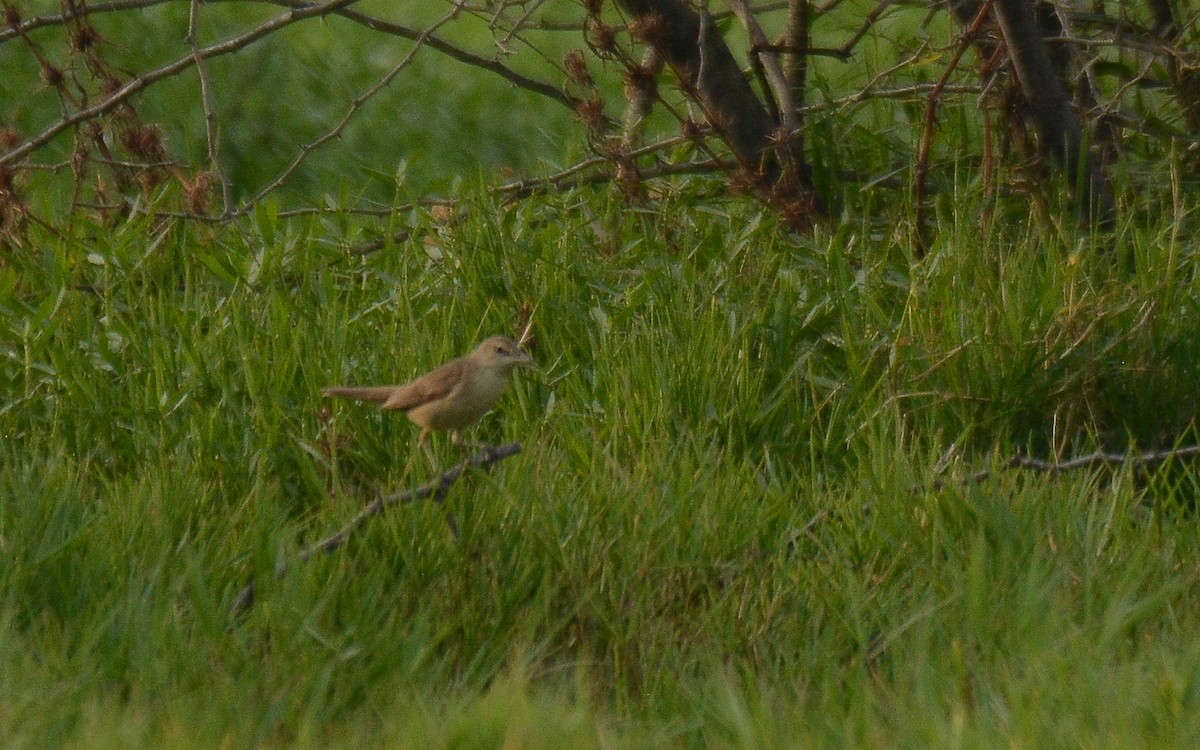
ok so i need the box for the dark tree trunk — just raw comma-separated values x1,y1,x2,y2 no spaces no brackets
991,0,1115,225
784,0,810,130
612,0,787,181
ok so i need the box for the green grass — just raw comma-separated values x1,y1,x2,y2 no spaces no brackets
3,179,1200,747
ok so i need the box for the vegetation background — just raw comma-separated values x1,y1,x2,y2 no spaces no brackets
4,1,1200,747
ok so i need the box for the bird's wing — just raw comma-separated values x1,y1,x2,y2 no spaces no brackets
381,358,465,411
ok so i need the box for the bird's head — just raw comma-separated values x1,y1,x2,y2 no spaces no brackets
474,335,535,372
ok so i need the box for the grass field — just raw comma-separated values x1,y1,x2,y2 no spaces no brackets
4,179,1200,747
5,1,1200,745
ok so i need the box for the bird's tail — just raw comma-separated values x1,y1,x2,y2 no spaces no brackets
322,386,396,403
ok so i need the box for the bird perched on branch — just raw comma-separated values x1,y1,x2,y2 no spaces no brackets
324,335,534,468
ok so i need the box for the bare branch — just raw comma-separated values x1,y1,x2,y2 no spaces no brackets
493,140,728,199
614,0,782,177
622,47,664,149
836,0,896,56
188,0,233,217
783,0,812,136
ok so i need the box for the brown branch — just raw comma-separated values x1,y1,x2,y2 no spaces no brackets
835,0,896,56
229,442,523,620
912,0,992,258
820,82,981,112
753,43,850,61
487,0,549,50
728,0,799,134
622,47,663,149
496,156,728,198
4,0,584,125
188,0,233,217
156,74,987,227
344,156,729,255
2,0,582,216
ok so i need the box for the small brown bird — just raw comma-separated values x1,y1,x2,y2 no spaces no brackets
324,335,534,468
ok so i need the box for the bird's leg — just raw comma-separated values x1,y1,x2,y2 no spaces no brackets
419,430,439,473
435,431,460,538
450,430,469,463
450,430,492,459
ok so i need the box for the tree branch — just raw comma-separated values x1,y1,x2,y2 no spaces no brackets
188,0,233,217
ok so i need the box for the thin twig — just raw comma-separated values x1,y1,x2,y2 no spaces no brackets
229,442,522,620
835,0,897,56
823,82,980,112
342,156,729,255
230,1,468,217
188,0,233,217
493,150,727,199
953,444,1200,487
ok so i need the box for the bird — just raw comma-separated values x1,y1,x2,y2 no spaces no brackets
323,335,534,469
